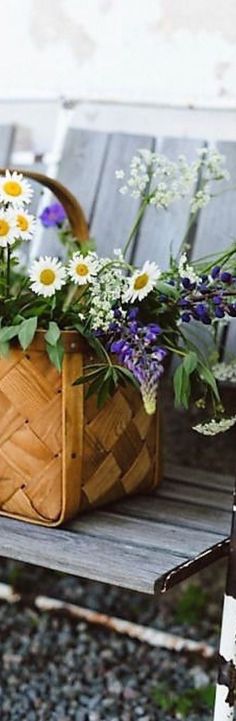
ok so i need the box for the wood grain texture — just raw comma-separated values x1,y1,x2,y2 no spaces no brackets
0,332,160,526
0,463,231,594
0,125,15,164
57,128,109,223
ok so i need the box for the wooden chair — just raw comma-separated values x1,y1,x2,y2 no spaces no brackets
0,124,236,720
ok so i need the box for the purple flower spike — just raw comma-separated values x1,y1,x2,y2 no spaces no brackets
40,203,67,228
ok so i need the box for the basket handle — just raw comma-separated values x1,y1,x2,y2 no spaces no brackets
0,168,89,243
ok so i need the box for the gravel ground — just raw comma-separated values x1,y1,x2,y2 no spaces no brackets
0,381,235,720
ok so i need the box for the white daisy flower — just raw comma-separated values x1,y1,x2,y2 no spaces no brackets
67,253,98,285
0,209,18,247
16,211,36,240
29,256,67,298
124,261,161,303
0,170,33,207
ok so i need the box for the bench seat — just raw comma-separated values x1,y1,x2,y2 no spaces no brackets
0,464,232,595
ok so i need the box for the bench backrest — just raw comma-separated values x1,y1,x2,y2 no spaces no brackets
2,124,236,361
56,129,236,361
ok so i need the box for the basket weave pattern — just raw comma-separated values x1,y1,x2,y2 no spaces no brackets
0,337,160,525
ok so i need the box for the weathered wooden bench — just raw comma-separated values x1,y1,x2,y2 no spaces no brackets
0,124,236,720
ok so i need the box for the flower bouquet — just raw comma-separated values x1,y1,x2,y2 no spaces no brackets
0,147,235,525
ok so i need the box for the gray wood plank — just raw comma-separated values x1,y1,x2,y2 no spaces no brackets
110,495,230,536
165,463,234,492
133,136,204,269
68,512,224,558
156,479,231,512
32,129,109,260
57,128,108,223
192,141,236,261
0,125,15,164
0,515,188,595
224,321,236,358
90,132,154,257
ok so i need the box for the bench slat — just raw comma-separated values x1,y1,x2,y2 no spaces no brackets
0,515,188,595
69,513,225,558
58,128,108,222
110,496,230,535
0,125,15,164
0,467,231,595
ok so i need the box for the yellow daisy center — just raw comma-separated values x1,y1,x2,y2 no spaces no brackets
134,272,149,290
3,180,22,197
0,219,10,236
75,263,89,277
39,269,56,286
17,214,29,231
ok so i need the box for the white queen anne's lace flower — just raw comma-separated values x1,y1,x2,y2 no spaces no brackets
193,415,236,435
68,252,98,285
213,361,236,383
124,261,161,303
0,170,33,207
178,252,200,284
29,256,67,297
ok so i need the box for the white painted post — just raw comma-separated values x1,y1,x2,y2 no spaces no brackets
213,493,236,720
213,594,236,720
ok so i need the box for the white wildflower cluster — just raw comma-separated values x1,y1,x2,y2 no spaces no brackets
193,415,236,436
190,187,211,214
116,149,197,208
88,259,127,331
178,252,200,284
195,147,230,182
212,360,236,384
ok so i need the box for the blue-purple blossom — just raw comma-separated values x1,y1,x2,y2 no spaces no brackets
103,311,166,414
40,203,67,228
179,264,236,325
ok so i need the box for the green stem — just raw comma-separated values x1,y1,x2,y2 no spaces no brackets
6,245,11,298
123,198,148,258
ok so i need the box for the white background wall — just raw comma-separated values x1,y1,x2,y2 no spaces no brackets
1,0,236,107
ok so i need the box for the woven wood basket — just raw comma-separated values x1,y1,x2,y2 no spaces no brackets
0,170,161,526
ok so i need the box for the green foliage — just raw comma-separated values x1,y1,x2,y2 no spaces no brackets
46,338,64,372
151,681,215,718
73,362,139,409
18,317,38,350
45,321,61,346
174,583,209,625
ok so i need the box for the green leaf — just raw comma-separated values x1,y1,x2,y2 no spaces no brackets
97,376,113,409
198,363,220,400
85,374,107,400
0,341,9,357
156,280,178,299
183,351,198,376
116,365,139,389
0,325,19,343
46,339,64,371
173,362,190,409
18,317,38,350
45,321,61,346
73,369,103,386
